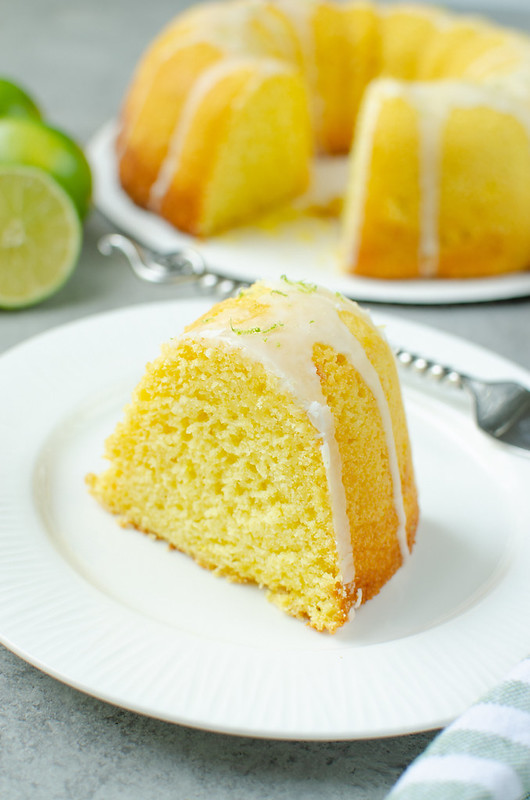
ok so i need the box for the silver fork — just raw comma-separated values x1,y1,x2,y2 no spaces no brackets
395,347,530,454
98,233,249,296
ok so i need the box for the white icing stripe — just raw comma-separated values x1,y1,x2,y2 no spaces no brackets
148,57,288,211
416,99,444,278
117,33,211,160
346,77,530,277
232,59,285,111
274,0,324,136
379,3,450,28
465,44,522,81
121,0,530,278
181,282,409,584
342,78,443,277
333,313,409,563
404,79,530,276
118,0,279,161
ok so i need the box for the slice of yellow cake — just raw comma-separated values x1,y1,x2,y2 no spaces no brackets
87,280,419,632
146,58,312,237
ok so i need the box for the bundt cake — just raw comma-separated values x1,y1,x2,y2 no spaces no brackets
116,0,530,280
87,280,419,633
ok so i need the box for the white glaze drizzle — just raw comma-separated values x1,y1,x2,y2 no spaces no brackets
121,0,530,280
148,56,288,211
343,76,530,277
378,1,454,45
473,41,530,104
273,0,324,137
409,80,530,275
180,281,409,585
118,0,274,161
465,43,522,82
414,87,445,278
116,32,208,161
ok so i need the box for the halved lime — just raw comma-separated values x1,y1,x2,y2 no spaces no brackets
0,165,82,309
0,78,41,119
0,117,92,219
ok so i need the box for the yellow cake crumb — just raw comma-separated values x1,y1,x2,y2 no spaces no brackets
87,280,419,632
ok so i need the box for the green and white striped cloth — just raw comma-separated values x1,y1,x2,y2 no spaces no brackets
386,658,530,800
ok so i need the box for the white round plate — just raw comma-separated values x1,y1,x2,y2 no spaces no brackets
87,122,530,306
1,299,530,740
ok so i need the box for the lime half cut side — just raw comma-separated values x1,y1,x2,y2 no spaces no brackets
0,165,82,309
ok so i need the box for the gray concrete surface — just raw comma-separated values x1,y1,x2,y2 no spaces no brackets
1,1,529,798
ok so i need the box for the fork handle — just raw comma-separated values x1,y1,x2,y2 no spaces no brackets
98,231,249,295
394,347,468,390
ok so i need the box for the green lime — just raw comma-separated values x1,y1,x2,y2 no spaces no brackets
0,77,41,120
0,117,92,219
0,165,82,309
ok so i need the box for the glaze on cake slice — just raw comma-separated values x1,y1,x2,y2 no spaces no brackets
87,281,419,632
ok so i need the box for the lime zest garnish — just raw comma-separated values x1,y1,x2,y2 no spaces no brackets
280,274,317,293
229,319,284,336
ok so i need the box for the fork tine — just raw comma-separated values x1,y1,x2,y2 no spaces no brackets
395,346,530,454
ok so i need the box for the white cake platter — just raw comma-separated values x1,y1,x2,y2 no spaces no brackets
86,121,530,306
1,298,530,740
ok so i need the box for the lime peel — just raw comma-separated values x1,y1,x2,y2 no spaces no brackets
0,116,92,219
0,77,41,120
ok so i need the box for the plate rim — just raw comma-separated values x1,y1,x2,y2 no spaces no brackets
2,298,530,740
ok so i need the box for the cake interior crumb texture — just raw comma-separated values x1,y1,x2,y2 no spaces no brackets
87,282,419,632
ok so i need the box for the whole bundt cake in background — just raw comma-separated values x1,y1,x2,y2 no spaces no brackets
87,280,419,633
116,0,530,280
